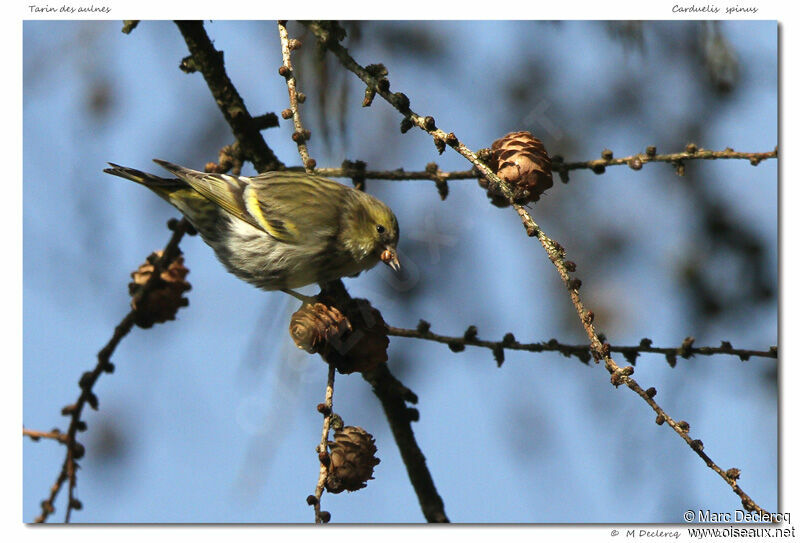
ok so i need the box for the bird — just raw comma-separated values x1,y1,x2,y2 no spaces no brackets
104,160,400,300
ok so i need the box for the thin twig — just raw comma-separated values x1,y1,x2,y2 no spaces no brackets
560,145,777,173
387,323,777,366
310,145,777,184
305,20,771,516
33,219,192,523
312,365,336,524
23,428,69,444
278,21,315,172
313,165,477,181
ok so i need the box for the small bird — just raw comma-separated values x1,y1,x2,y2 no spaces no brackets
104,160,400,298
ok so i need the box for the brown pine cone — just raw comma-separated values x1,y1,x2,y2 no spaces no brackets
321,297,389,374
289,302,352,354
479,131,553,207
325,426,380,494
129,251,191,328
289,296,389,374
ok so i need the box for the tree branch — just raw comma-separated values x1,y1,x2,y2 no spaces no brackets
311,365,336,523
388,322,777,367
320,280,449,523
174,20,284,172
554,144,777,179
305,20,772,516
33,219,193,523
310,144,777,185
174,20,447,523
363,363,449,522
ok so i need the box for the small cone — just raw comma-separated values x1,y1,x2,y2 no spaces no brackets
321,298,389,374
479,131,553,207
325,426,380,493
290,302,352,354
129,251,191,328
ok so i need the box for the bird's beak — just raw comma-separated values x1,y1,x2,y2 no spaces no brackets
380,248,401,272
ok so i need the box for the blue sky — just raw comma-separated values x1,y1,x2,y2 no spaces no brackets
22,19,778,524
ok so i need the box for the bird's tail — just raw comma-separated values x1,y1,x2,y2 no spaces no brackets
104,162,187,203
105,162,227,241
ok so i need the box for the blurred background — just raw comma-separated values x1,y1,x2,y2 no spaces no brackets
23,20,777,523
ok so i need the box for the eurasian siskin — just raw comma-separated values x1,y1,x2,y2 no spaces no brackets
104,160,400,294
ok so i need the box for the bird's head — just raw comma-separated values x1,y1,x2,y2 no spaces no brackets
341,192,400,272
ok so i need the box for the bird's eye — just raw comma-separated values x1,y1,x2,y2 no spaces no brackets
376,225,386,234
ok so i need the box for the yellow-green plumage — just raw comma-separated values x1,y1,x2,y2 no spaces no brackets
104,160,400,291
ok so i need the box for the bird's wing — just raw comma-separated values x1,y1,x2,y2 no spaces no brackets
246,172,346,245
153,160,343,245
153,159,264,230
